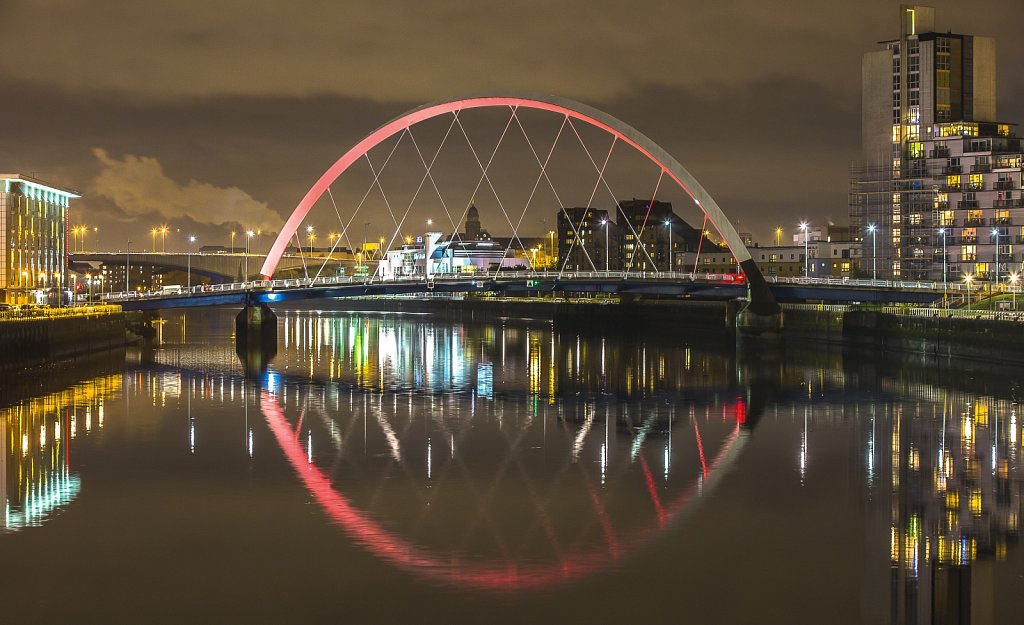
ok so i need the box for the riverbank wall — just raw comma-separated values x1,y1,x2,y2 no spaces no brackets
0,309,127,372
783,305,1024,364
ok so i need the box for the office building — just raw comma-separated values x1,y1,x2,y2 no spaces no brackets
0,174,79,304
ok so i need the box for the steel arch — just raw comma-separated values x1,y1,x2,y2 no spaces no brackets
260,94,778,314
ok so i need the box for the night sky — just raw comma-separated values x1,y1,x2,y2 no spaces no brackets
3,0,1021,251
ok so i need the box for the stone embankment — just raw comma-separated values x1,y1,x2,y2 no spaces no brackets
0,306,127,372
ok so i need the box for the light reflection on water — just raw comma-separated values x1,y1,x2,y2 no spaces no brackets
1,308,1022,623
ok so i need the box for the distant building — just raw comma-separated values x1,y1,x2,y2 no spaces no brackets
556,200,725,273
0,174,79,304
556,207,621,271
458,204,491,241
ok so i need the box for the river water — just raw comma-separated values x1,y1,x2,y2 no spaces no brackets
1,307,1022,624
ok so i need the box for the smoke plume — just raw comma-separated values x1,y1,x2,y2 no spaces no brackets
91,148,281,232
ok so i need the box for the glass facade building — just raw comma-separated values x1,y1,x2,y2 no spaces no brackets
0,175,79,304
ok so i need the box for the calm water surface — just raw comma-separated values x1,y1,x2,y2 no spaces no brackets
2,308,1023,624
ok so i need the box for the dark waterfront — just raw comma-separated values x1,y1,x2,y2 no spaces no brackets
2,307,1023,624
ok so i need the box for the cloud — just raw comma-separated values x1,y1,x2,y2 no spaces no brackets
90,149,281,232
4,0,1018,104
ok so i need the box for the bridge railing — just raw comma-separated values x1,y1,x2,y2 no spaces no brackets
766,276,939,290
103,269,951,304
882,305,1024,322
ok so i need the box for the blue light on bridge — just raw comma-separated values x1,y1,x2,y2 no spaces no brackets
266,293,281,301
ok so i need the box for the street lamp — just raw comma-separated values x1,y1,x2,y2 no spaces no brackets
151,227,158,253
991,227,1001,286
187,235,197,292
600,219,609,272
160,226,169,253
126,240,131,293
664,218,673,273
548,230,555,269
85,272,92,303
965,274,974,309
231,231,237,254
938,228,947,310
245,230,255,279
1010,272,1020,311
867,224,877,281
799,221,809,278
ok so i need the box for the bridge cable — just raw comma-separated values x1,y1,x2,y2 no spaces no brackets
565,118,659,272
625,168,666,273
372,123,460,283
361,152,411,281
691,214,709,279
450,110,538,280
394,115,459,266
492,106,570,276
559,133,617,279
509,113,601,277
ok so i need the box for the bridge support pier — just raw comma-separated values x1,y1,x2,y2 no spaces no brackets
235,303,278,374
734,302,785,343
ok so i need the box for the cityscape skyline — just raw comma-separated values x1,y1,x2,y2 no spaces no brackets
0,1,1021,253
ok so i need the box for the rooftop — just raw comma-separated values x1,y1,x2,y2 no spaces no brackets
0,173,81,198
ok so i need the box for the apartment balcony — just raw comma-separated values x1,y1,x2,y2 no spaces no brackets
962,218,984,226
991,217,1012,226
939,185,961,193
966,184,986,192
935,201,950,209
971,164,993,174
930,148,951,158
994,180,1017,191
959,236,977,244
961,254,978,261
1016,235,1024,244
943,165,963,175
958,200,980,209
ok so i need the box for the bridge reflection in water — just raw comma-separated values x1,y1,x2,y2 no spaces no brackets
132,309,1024,618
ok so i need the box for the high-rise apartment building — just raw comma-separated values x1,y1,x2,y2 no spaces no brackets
850,5,1021,281
0,174,79,303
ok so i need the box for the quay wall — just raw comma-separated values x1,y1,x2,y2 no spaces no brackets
0,312,127,372
783,306,1024,364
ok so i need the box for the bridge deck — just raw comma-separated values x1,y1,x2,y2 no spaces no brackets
108,271,945,311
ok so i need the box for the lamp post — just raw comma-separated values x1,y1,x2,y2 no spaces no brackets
965,274,974,309
1010,272,1020,311
800,222,809,278
126,240,131,294
187,235,196,292
867,224,877,281
85,273,93,304
665,219,673,273
231,231,237,254
939,228,947,310
548,230,555,269
151,227,158,253
160,226,169,253
992,227,1001,287
775,226,782,247
600,219,609,272
245,230,255,280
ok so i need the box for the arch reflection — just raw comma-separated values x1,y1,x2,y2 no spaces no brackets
260,383,746,590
